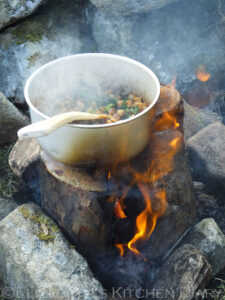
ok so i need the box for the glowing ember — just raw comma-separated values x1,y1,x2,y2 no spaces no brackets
111,83,182,257
196,65,211,82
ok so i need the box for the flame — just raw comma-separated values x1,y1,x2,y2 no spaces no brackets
110,82,182,257
196,65,210,82
127,183,157,255
115,243,125,256
114,199,127,219
155,111,180,131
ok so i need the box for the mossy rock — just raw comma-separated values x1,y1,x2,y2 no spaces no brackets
19,205,59,243
12,17,46,45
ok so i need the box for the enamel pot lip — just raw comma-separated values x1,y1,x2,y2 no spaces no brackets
24,53,160,129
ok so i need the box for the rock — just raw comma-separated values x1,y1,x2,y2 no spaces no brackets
92,0,224,96
89,0,179,15
149,244,212,300
0,0,95,103
193,182,225,234
207,90,225,118
186,122,225,195
181,218,225,277
183,100,222,141
0,0,44,31
0,203,106,299
0,92,29,145
0,198,17,221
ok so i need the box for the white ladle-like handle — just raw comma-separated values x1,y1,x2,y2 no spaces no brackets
18,112,108,139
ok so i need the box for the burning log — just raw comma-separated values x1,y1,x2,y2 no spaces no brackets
38,151,112,256
9,85,195,292
109,129,195,260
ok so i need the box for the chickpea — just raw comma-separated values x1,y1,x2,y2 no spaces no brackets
133,96,142,102
117,100,124,107
126,99,133,107
134,102,144,110
117,109,125,117
110,117,117,122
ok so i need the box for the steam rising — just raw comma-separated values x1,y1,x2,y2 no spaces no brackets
27,54,158,117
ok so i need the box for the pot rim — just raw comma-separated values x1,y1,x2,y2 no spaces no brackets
24,53,160,129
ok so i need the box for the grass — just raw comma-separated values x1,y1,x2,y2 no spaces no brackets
0,144,18,199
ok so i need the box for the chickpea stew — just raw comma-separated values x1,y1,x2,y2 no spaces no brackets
36,88,149,124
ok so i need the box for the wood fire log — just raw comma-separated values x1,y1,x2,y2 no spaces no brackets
8,85,193,265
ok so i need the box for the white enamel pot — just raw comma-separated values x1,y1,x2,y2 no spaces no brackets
24,53,160,166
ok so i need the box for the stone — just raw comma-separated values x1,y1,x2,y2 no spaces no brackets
181,218,225,277
0,92,29,145
91,0,224,97
0,0,44,31
0,203,106,299
89,0,179,15
193,182,225,234
207,90,225,118
149,244,212,300
0,198,17,221
0,0,95,103
186,122,225,195
183,100,222,141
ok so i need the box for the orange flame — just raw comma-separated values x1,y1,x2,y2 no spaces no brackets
127,183,157,255
111,82,182,257
155,111,180,131
115,243,125,256
114,199,127,219
196,65,210,82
